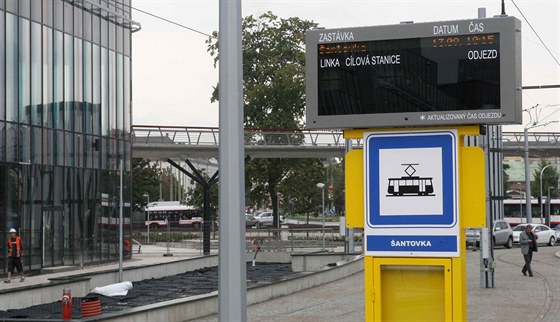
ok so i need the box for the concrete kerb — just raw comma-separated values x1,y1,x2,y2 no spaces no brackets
554,251,560,259
83,255,365,322
0,255,219,311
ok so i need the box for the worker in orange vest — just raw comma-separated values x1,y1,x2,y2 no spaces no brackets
5,228,25,283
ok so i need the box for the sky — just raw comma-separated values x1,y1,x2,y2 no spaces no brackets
130,0,560,131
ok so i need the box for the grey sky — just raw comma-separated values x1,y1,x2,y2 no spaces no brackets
131,0,560,131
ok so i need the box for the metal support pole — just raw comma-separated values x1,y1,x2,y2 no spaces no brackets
524,128,532,223
118,159,124,283
218,0,247,319
539,165,553,224
146,195,150,244
322,187,325,250
163,218,172,256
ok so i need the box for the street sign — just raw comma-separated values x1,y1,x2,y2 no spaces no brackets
364,129,459,257
306,16,522,129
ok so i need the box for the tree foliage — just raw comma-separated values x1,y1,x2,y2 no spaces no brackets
131,159,184,211
531,159,559,199
278,159,324,217
186,169,219,214
207,13,318,227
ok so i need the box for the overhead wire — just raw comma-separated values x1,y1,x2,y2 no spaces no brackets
510,0,560,67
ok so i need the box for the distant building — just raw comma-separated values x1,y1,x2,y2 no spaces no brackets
0,0,140,272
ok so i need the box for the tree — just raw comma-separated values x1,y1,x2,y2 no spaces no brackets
503,163,510,194
278,159,325,222
131,160,185,211
207,12,318,227
131,159,161,211
531,159,559,199
186,169,219,214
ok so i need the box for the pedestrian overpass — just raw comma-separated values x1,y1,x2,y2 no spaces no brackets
131,125,560,160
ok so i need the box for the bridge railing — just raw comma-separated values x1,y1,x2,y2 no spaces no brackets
132,125,346,148
502,132,560,146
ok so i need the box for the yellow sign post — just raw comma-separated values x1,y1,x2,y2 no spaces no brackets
345,126,486,321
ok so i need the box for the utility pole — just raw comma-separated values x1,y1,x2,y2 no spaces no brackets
524,128,532,223
218,0,247,320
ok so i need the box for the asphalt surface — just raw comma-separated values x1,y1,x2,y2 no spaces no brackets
198,245,560,322
0,263,295,320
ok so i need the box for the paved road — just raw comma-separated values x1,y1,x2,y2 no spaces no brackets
197,245,560,322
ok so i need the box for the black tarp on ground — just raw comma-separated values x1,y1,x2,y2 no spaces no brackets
1,263,294,320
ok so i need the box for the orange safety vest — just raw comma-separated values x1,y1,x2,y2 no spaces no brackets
7,236,23,257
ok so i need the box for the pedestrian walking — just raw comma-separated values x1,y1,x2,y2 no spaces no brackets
5,228,25,283
520,224,538,277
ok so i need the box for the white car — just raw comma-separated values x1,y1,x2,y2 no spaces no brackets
254,211,283,226
512,224,556,246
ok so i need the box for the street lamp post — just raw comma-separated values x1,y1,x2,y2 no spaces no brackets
523,128,532,223
143,193,150,244
539,164,554,224
317,183,325,250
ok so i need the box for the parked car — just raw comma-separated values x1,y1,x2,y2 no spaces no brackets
465,220,513,248
254,211,283,226
553,225,560,240
512,224,556,246
245,214,260,228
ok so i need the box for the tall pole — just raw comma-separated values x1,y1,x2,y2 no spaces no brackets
524,128,532,223
322,187,325,250
540,164,554,224
118,159,124,283
146,195,150,244
218,0,247,319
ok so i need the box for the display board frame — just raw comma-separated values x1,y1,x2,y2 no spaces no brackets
305,17,522,129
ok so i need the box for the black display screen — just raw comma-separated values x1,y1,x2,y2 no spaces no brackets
317,33,500,116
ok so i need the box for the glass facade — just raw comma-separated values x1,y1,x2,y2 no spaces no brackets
0,0,136,272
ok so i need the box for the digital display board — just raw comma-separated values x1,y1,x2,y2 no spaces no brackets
306,17,521,129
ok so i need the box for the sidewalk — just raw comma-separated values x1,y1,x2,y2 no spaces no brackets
1,244,214,292
198,245,560,321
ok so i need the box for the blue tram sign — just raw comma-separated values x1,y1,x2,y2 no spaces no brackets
364,129,459,257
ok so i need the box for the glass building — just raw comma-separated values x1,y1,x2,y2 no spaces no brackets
0,0,139,272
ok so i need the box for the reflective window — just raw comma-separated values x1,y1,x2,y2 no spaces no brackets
31,0,41,22
74,38,83,133
6,122,17,162
43,26,53,127
73,5,82,38
108,18,115,50
20,125,31,162
83,6,92,41
19,0,30,18
116,54,123,138
6,0,17,14
53,30,64,129
63,0,73,33
64,33,74,131
53,0,63,31
54,129,64,166
100,17,108,47
123,57,131,140
91,11,100,43
43,128,53,166
6,14,18,122
65,131,74,167
31,126,41,164
109,51,116,137
19,17,30,124
116,25,123,53
124,26,130,56
0,122,5,161
92,45,101,135
0,12,4,121
42,0,54,27
101,48,109,136
84,42,93,134
31,22,42,126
